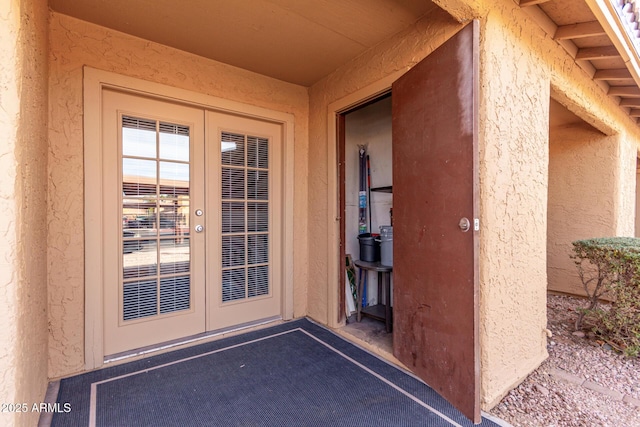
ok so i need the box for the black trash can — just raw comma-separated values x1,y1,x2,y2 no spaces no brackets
358,233,380,262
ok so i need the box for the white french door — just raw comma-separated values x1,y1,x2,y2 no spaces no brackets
206,111,282,331
102,90,281,356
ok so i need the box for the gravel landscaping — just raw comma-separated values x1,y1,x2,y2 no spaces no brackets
489,294,640,427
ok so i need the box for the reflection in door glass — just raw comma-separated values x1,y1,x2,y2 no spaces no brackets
159,122,190,162
122,117,156,158
121,116,191,321
122,159,157,196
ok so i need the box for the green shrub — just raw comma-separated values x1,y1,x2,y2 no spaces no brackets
572,237,640,357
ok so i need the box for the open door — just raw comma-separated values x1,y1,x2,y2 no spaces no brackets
392,21,480,423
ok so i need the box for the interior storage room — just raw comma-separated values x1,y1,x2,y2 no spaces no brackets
341,94,394,347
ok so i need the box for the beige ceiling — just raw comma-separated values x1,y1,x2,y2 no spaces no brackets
48,0,437,86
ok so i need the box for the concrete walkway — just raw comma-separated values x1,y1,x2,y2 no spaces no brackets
548,367,640,407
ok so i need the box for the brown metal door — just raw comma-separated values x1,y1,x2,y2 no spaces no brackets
392,21,480,423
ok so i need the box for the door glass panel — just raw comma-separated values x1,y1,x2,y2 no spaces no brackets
123,240,157,279
159,276,191,314
247,170,268,200
122,159,157,196
159,161,189,185
220,132,270,303
248,266,269,298
221,269,246,301
122,118,156,158
222,235,246,268
222,202,246,233
159,238,190,275
121,115,192,321
247,136,269,169
159,122,190,162
248,234,269,265
123,280,158,320
222,168,245,199
221,132,245,166
157,199,189,238
247,202,268,232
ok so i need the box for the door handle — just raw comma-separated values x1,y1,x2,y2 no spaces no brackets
458,217,470,232
195,225,204,233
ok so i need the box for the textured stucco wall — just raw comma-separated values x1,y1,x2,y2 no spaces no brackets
478,0,640,406
548,127,620,296
636,168,640,237
0,4,21,422
617,136,638,236
48,12,309,378
0,0,49,426
478,6,550,408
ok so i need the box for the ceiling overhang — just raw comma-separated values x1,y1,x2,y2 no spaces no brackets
520,0,640,127
48,0,640,128
48,0,437,86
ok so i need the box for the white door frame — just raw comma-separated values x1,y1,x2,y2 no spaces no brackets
83,67,295,369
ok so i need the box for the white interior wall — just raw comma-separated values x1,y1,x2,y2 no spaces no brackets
345,96,392,305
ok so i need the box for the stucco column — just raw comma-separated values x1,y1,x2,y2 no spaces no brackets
477,12,550,408
616,134,638,236
0,2,22,423
0,0,49,426
548,131,637,296
636,167,640,237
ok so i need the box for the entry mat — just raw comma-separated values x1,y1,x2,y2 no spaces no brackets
52,319,505,427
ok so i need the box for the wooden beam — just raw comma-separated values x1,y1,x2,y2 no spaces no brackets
620,98,640,107
554,21,605,40
608,86,640,97
575,46,620,60
593,68,633,80
519,0,551,6
628,109,640,117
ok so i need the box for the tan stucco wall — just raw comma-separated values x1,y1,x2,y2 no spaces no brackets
636,167,640,236
548,129,637,296
477,5,550,408
48,12,309,378
618,137,638,236
0,0,49,426
477,0,640,407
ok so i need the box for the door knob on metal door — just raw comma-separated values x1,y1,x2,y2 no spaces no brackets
458,217,470,232
195,225,204,233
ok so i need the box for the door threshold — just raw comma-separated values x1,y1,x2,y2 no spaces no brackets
335,316,402,368
104,316,282,364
